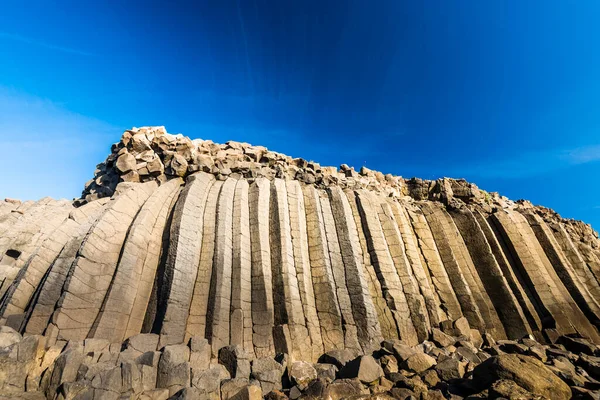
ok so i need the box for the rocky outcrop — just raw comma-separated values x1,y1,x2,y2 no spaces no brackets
3,319,600,399
2,126,600,398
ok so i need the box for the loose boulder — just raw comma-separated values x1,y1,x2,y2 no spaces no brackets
473,354,571,400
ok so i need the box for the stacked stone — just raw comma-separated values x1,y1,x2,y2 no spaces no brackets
5,317,600,399
79,126,410,204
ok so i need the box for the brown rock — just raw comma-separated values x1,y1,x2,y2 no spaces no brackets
289,361,317,389
489,379,544,399
251,357,285,394
473,354,571,400
431,328,455,348
323,378,369,399
434,358,466,381
402,352,436,373
339,355,384,384
116,152,137,173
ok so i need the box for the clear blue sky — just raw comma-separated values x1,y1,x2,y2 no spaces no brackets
2,1,600,229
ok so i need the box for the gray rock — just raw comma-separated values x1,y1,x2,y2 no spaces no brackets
434,358,466,381
323,378,369,399
188,337,211,372
126,333,159,354
136,351,161,367
0,326,22,349
219,345,251,379
47,348,85,396
220,378,250,400
314,363,338,382
116,153,137,173
558,336,598,356
431,328,455,348
157,345,191,395
191,364,230,398
251,357,284,394
379,354,398,375
497,339,528,355
168,154,189,177
338,355,384,384
228,384,262,400
385,341,417,363
318,349,359,369
489,379,541,399
402,352,436,373
288,361,317,389
473,354,571,400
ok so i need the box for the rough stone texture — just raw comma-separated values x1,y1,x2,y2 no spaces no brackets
159,172,215,346
473,354,571,400
2,126,600,398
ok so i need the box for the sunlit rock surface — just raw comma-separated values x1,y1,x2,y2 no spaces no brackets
1,126,600,398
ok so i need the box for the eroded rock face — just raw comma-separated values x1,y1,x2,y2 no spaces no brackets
2,126,600,398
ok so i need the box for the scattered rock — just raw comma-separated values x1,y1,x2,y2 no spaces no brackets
402,352,436,373
339,355,384,384
319,349,360,369
251,357,285,394
288,361,317,389
434,358,466,381
489,379,544,399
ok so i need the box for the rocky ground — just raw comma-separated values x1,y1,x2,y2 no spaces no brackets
2,317,599,400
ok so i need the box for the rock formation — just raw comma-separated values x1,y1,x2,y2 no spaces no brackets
1,126,600,399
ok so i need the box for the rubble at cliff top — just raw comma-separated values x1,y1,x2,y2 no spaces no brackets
79,126,495,207
79,126,599,244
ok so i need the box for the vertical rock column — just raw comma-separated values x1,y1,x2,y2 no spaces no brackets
521,210,600,336
206,178,237,355
355,190,418,345
249,178,276,357
404,205,461,322
345,191,398,340
23,201,111,336
158,173,215,346
387,201,444,327
427,203,506,338
551,222,600,311
378,201,430,343
51,181,157,341
286,180,323,362
319,191,361,352
328,186,382,353
419,202,485,331
490,210,576,335
124,180,182,339
0,199,73,299
90,178,182,342
449,205,530,339
473,209,543,335
302,185,345,352
185,180,223,342
269,179,311,361
0,199,107,325
230,179,254,355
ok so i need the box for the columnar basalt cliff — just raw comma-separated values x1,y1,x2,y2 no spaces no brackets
2,126,600,399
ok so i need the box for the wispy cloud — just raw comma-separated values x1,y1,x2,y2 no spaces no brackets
0,32,93,56
563,145,600,164
449,143,600,180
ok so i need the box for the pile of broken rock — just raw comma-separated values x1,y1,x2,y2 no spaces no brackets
2,317,599,399
78,126,489,208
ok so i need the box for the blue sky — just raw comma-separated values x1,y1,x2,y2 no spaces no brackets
2,1,600,229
